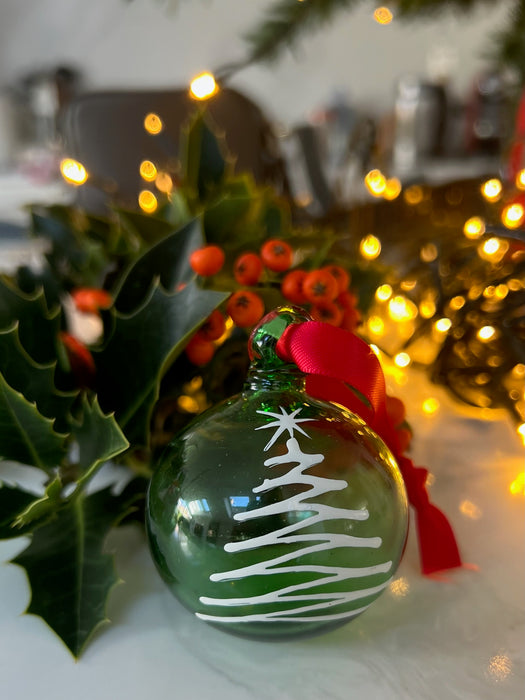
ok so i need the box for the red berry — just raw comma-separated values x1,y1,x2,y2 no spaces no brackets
340,306,362,332
260,239,293,272
227,291,265,328
71,288,112,314
337,290,359,310
59,331,96,387
234,252,263,286
185,334,215,366
310,301,344,326
199,309,226,341
189,245,225,277
281,269,308,304
323,265,350,294
302,269,339,303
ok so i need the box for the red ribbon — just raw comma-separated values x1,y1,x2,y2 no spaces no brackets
276,320,462,575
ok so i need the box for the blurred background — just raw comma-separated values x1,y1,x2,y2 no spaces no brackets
0,0,519,190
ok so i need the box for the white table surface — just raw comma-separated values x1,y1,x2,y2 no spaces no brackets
0,369,523,700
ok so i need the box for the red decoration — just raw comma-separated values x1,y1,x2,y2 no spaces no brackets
276,320,462,575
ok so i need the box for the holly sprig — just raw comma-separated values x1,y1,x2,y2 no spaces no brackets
1,110,370,657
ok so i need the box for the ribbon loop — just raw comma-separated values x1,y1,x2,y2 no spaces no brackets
276,319,462,576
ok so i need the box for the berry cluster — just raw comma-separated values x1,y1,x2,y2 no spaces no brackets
187,239,361,367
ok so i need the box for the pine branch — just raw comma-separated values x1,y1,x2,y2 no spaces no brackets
229,0,524,81
489,0,525,82
239,0,360,71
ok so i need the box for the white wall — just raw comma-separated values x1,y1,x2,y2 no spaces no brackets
0,0,515,125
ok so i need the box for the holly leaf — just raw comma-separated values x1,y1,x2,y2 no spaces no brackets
0,277,61,365
95,280,229,445
259,193,291,238
0,372,67,471
113,218,205,314
181,112,230,201
6,398,128,534
11,486,130,658
203,193,255,245
0,324,76,433
31,208,109,288
31,208,87,270
12,475,63,529
72,395,129,479
114,208,175,246
113,475,151,527
0,482,41,539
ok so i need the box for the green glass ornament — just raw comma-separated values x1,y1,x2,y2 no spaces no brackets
146,307,409,640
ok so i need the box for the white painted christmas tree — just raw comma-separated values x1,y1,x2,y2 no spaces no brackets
197,406,393,624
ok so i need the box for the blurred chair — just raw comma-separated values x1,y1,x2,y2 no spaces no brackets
60,86,289,213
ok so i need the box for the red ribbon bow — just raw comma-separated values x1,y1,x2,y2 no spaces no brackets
276,320,462,576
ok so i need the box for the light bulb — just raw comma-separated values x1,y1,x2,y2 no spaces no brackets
60,158,88,185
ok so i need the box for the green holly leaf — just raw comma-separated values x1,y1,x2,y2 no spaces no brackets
182,112,230,201
203,193,255,245
95,280,229,445
5,398,128,535
0,324,76,433
260,193,291,238
11,486,130,658
12,475,63,529
113,218,205,314
113,475,151,527
114,208,176,247
72,395,129,483
160,188,192,229
0,482,41,539
15,262,63,310
0,277,61,365
0,372,67,471
31,208,109,288
31,208,87,269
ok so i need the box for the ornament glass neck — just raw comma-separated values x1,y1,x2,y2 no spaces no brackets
243,363,306,394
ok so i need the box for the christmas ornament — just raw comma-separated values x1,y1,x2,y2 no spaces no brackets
147,307,414,639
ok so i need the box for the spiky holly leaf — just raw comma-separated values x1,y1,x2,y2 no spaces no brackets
12,486,135,658
113,218,204,314
0,324,76,433
12,475,63,529
0,277,60,365
72,395,129,482
0,482,41,539
95,280,229,445
12,397,129,531
181,112,230,201
0,372,67,471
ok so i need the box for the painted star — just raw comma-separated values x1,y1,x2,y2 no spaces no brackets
255,406,312,451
